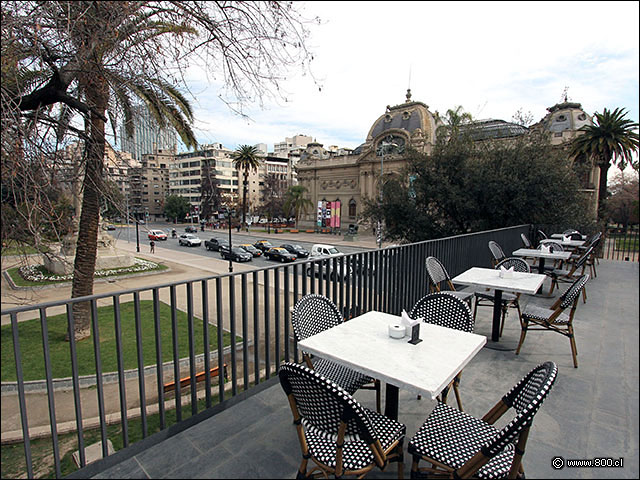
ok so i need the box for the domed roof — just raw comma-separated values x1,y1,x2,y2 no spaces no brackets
366,90,438,145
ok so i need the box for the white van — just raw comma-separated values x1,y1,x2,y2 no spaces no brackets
310,244,342,258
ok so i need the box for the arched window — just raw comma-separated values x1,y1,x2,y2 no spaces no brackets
349,199,356,217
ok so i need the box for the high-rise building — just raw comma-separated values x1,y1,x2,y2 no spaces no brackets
128,148,174,221
118,106,178,161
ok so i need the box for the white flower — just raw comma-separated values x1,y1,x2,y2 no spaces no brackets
18,258,161,283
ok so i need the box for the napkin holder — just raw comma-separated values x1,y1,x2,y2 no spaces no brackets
498,266,515,279
540,245,551,254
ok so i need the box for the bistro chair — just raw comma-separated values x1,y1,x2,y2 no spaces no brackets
425,256,474,307
408,361,558,479
538,240,565,270
291,294,382,413
279,362,406,479
488,240,506,267
571,231,602,278
520,233,532,248
546,247,592,301
474,257,530,338
537,229,548,241
516,275,589,368
409,291,474,410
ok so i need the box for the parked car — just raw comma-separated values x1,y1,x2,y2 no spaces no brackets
238,244,262,257
185,225,198,233
147,229,168,241
264,247,297,263
205,237,229,251
310,244,342,258
306,256,353,280
178,233,202,247
253,240,275,252
102,224,117,231
280,243,309,258
219,245,253,262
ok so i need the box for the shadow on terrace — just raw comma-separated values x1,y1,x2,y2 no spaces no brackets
1,225,638,479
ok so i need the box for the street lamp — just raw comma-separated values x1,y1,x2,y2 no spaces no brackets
377,140,397,249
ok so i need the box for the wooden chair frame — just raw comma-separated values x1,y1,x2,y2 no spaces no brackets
516,275,589,368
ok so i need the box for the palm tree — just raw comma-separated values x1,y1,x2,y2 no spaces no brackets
284,185,313,228
570,108,639,221
231,145,261,226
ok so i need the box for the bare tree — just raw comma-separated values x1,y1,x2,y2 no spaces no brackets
2,1,319,340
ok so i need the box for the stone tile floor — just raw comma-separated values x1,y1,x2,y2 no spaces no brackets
71,260,638,479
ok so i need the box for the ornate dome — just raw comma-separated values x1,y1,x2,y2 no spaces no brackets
365,90,440,149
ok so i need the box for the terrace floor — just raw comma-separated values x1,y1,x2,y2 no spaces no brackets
72,259,639,479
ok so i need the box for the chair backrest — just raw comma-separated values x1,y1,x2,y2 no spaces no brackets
425,256,451,291
537,229,547,239
586,231,602,248
559,274,590,309
486,362,558,457
279,362,381,458
495,257,531,273
572,247,593,270
291,294,342,342
409,292,474,333
520,233,532,248
488,241,506,265
563,229,579,236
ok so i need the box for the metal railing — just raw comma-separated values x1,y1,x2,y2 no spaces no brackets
0,224,530,478
602,227,639,262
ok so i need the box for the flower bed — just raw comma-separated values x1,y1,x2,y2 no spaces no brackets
14,258,164,284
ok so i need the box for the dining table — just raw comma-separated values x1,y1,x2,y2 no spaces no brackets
451,267,546,350
297,310,486,420
512,248,573,275
551,233,587,241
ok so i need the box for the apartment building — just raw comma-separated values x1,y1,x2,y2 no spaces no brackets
128,147,174,221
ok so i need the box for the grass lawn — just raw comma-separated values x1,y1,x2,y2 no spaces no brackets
615,237,639,251
5,258,167,287
1,300,235,382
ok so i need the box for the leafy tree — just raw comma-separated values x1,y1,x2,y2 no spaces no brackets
283,185,313,228
570,108,639,221
606,172,639,229
4,1,317,340
231,145,261,226
261,173,285,231
363,131,594,243
164,195,191,223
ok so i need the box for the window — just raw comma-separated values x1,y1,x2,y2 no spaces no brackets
349,199,356,217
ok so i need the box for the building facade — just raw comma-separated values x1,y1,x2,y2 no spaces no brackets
128,148,173,221
296,91,597,230
119,105,178,162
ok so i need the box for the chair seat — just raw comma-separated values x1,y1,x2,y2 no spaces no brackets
474,291,518,303
304,408,406,471
522,304,571,325
408,402,515,479
313,357,373,395
446,288,475,303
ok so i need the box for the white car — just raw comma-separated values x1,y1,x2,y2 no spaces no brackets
310,244,342,258
178,233,202,247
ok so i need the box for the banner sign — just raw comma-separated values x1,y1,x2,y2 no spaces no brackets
335,201,341,228
317,201,323,227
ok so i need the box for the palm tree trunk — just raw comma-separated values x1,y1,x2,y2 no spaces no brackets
597,158,610,223
69,76,107,342
242,170,248,226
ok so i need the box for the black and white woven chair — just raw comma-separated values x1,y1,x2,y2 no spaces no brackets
520,233,532,249
425,256,474,307
409,292,474,410
408,361,558,479
546,247,592,301
279,362,406,479
517,274,589,368
571,231,602,278
291,294,381,413
488,241,506,267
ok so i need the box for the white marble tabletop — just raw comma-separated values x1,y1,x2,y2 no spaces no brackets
297,311,486,399
451,266,547,295
541,238,585,247
551,233,587,241
512,248,573,261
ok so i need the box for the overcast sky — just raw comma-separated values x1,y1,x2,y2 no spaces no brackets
181,1,639,155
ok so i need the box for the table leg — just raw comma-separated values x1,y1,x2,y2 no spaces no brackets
384,383,399,420
537,257,546,275
484,289,517,351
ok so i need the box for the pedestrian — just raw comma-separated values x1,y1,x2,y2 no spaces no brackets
150,240,155,253
236,223,241,232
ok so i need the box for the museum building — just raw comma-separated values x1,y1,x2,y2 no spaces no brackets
295,90,598,231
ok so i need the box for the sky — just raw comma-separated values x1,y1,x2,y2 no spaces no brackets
180,1,639,159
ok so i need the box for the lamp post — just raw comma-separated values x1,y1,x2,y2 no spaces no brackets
134,209,140,253
377,140,397,249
